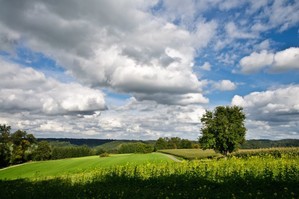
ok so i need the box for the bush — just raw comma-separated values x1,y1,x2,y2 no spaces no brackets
99,152,110,157
118,142,154,154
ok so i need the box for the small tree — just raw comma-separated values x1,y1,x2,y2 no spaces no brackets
199,106,246,155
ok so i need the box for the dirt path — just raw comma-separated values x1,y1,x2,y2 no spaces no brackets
0,162,34,171
158,152,182,162
0,164,22,171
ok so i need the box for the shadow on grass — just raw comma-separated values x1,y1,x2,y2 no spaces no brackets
0,175,298,199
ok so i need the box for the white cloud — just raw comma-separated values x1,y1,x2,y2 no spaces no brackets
239,50,274,73
0,58,106,115
232,85,299,139
272,47,299,72
200,62,211,71
248,0,299,33
213,80,237,91
239,47,299,73
0,0,213,106
257,39,271,50
219,0,247,11
225,22,255,39
268,0,299,31
193,20,218,48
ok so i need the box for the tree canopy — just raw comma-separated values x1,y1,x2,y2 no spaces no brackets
199,106,246,155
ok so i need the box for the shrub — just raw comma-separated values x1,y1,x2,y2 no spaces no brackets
99,152,110,157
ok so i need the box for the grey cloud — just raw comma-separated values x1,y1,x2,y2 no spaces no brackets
1,100,205,140
135,93,208,105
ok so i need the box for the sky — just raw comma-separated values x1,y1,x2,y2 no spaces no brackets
0,0,299,140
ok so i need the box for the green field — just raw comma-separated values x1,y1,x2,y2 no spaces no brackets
0,149,298,198
159,149,220,160
0,153,172,180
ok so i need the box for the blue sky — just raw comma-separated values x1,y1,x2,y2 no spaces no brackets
0,0,299,140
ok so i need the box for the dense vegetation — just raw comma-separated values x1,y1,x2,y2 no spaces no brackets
118,142,154,154
38,138,115,147
39,138,299,149
0,150,298,198
154,137,194,150
241,139,299,149
0,125,40,167
199,106,246,155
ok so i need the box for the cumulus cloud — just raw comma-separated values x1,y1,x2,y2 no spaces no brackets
232,85,299,139
213,80,237,91
239,47,299,73
0,0,214,106
272,47,299,71
0,58,106,115
239,50,274,73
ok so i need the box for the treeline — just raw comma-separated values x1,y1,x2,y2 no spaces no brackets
0,124,102,168
154,137,197,150
38,138,115,147
241,139,299,149
0,124,49,168
118,142,154,154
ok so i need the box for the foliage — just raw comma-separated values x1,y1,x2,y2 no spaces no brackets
0,155,298,198
94,140,149,154
0,124,46,167
241,139,299,149
154,137,193,150
199,106,246,155
38,138,115,147
99,152,110,158
154,137,168,150
51,145,95,160
32,141,52,161
118,142,154,154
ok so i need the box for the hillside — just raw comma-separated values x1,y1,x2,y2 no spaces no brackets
0,153,172,180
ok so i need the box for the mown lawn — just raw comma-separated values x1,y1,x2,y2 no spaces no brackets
0,153,172,180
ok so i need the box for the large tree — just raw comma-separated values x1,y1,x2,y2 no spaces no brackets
199,106,246,155
0,124,11,167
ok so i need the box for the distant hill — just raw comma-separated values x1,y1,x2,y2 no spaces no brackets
38,138,299,149
241,139,299,149
37,138,116,147
37,138,155,148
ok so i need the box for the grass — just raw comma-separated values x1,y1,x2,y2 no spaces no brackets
1,156,298,199
159,149,220,160
0,148,298,198
0,153,172,180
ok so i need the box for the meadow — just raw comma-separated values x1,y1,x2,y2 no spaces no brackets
0,149,298,198
0,153,171,180
158,149,220,160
